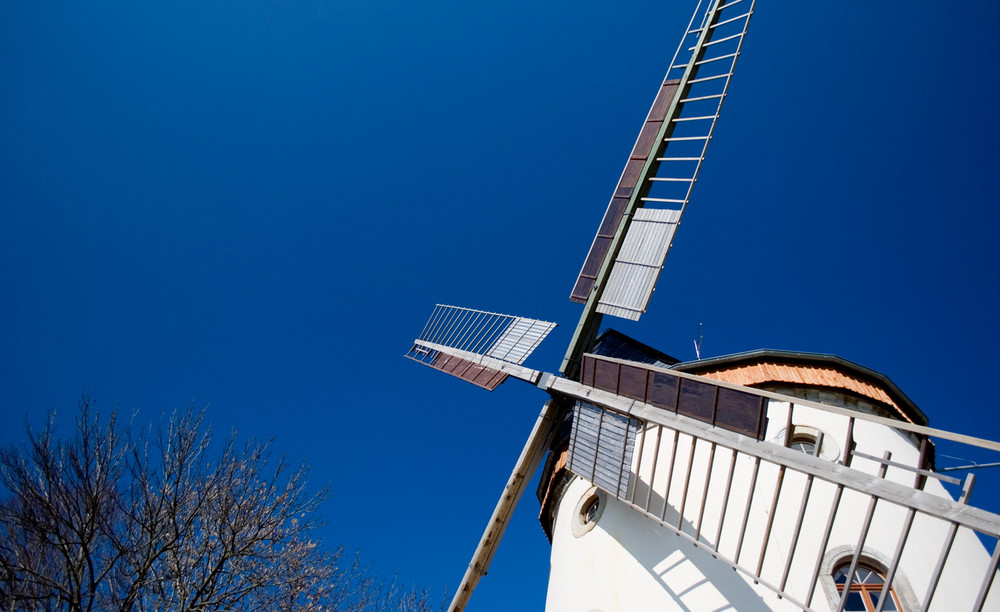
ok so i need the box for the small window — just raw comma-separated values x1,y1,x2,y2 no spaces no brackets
789,435,817,455
833,562,900,611
571,485,606,537
582,496,601,524
777,425,839,461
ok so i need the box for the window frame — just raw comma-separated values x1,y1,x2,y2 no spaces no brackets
833,561,901,611
818,546,918,612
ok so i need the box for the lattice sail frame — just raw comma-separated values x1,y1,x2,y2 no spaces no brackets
570,0,756,321
405,305,557,390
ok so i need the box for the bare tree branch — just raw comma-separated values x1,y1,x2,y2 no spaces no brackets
0,397,442,612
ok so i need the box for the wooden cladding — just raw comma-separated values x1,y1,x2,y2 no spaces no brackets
567,402,640,499
690,361,914,424
581,354,767,440
570,79,681,304
430,352,508,391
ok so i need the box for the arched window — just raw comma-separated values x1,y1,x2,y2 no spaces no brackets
778,424,840,461
788,434,817,455
833,562,901,611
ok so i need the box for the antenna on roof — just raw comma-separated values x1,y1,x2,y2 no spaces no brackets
693,322,703,360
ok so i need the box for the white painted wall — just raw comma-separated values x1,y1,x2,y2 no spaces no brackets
545,390,999,611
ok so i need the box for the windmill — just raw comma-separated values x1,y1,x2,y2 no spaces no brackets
406,1,1000,610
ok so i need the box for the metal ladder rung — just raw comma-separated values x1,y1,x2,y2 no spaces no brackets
664,136,709,142
670,64,688,71
696,52,738,66
649,177,694,183
710,11,752,30
657,157,702,162
689,73,730,85
686,1,747,37
672,115,716,122
688,33,744,51
718,0,747,9
680,93,724,103
641,197,687,204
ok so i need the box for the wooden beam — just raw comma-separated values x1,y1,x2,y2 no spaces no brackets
545,375,1000,537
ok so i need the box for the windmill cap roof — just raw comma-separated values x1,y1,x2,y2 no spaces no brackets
671,348,927,426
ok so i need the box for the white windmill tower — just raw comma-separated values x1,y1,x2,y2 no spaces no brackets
406,1,1000,610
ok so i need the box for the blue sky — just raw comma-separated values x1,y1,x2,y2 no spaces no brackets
2,1,999,609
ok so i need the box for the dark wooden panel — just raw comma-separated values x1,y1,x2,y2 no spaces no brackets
570,276,595,304
631,120,663,160
715,387,766,438
582,354,596,387
650,79,681,121
647,371,679,412
619,364,649,401
619,159,645,191
677,378,716,422
582,355,766,439
462,363,489,383
430,354,507,391
570,79,680,305
581,237,611,277
435,354,463,374
597,197,629,237
593,359,621,394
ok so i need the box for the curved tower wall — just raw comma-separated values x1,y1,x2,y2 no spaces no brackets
545,383,998,611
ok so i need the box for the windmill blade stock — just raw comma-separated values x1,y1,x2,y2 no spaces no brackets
568,0,756,323
447,399,564,612
406,304,557,390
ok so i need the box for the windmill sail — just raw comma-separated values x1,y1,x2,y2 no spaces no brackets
405,304,556,390
571,0,755,320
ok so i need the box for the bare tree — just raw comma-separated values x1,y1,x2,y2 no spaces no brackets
0,397,439,612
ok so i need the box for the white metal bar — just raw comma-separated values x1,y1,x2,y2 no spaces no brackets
438,306,470,348
709,11,752,30
660,429,682,522
780,469,816,591
757,465,786,576
853,450,962,485
874,508,915,612
417,304,442,342
714,448,738,552
643,426,663,513
688,73,730,84
680,93,725,103
677,437,699,530
734,456,761,564
695,442,717,541
694,52,738,66
835,454,891,612
806,484,844,607
690,32,744,50
627,422,648,505
973,541,1000,611
467,310,499,354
